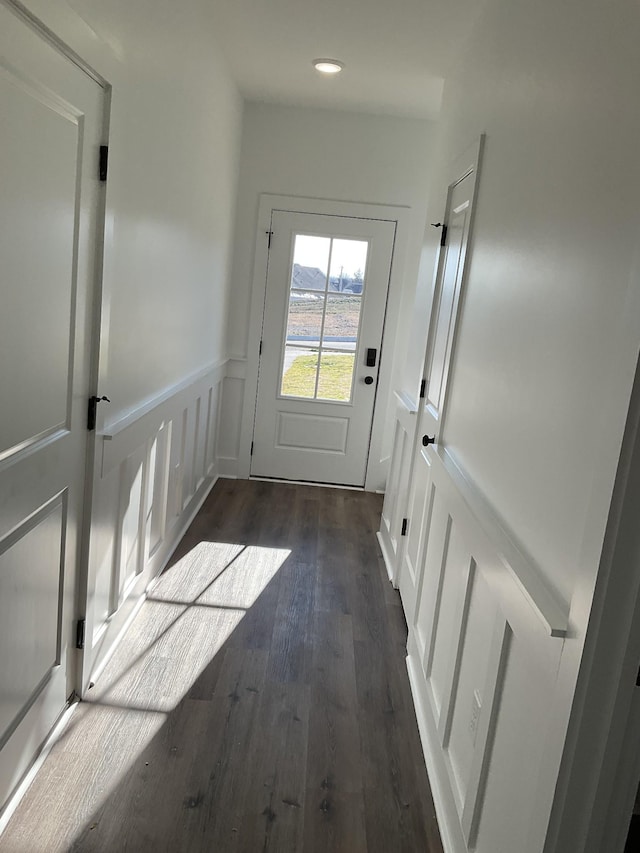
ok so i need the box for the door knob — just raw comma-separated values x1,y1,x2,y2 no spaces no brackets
422,434,435,446
364,376,374,385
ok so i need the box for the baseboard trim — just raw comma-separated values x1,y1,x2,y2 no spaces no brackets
217,456,239,478
250,476,364,491
376,529,397,587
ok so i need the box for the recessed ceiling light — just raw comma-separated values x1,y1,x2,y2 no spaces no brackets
313,59,344,75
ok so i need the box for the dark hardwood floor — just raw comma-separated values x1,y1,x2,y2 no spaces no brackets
1,479,443,853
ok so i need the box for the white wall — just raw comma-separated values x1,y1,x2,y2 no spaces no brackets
23,0,244,423
398,0,640,850
103,56,242,420
219,101,435,476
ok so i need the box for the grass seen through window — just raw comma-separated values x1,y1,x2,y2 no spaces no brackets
281,353,355,401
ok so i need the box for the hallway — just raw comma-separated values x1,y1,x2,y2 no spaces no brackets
0,479,442,852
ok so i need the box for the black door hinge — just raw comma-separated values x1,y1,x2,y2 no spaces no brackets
76,618,86,650
87,397,98,431
401,518,408,536
87,394,110,431
440,224,448,247
259,340,263,356
636,665,640,687
250,441,254,456
99,145,108,181
419,379,426,399
265,230,273,249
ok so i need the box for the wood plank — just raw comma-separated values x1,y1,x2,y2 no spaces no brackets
174,648,270,852
239,680,311,852
304,610,367,851
267,556,316,684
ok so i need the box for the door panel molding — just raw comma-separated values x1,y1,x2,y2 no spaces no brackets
0,492,65,749
276,411,349,453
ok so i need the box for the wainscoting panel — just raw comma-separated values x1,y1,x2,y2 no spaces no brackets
216,360,246,478
147,420,171,561
80,362,226,692
406,446,568,853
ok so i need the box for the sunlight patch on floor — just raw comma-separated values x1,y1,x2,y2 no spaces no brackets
91,542,291,712
28,540,295,838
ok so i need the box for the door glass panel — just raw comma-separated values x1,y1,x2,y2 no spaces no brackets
286,292,324,341
323,294,362,347
291,235,330,291
317,352,356,402
281,347,319,398
329,239,368,293
280,235,369,403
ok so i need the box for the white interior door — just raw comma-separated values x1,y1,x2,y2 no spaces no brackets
0,1,104,810
398,138,483,612
421,162,479,445
251,210,395,486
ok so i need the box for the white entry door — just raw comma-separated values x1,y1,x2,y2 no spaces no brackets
0,2,104,809
251,211,395,486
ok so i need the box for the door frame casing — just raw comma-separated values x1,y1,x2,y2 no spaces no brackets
239,194,412,491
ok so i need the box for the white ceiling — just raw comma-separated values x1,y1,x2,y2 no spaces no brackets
208,0,481,119
69,0,482,119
